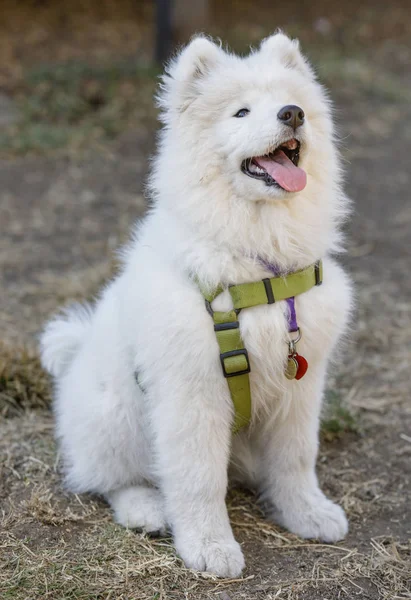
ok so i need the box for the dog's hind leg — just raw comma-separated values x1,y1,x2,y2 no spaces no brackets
107,485,167,535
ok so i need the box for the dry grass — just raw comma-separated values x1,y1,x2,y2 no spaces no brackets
0,343,51,418
2,523,409,600
1,417,410,600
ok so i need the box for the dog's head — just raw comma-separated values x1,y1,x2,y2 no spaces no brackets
158,32,336,204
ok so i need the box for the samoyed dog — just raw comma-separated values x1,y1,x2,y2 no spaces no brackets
41,33,353,577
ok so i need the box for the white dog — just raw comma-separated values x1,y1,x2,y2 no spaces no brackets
41,33,353,577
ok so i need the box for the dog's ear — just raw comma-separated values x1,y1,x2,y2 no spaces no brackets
171,36,222,84
160,36,223,113
260,32,313,77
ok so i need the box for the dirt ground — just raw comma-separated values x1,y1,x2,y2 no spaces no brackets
1,2,410,599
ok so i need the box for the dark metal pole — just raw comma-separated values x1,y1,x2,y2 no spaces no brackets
155,0,173,64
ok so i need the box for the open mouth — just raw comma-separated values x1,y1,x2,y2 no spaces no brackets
241,139,307,193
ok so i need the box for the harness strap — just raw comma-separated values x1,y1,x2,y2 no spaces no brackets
197,260,323,433
229,260,322,309
213,313,251,433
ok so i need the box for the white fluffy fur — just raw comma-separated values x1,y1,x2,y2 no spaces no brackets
40,33,353,578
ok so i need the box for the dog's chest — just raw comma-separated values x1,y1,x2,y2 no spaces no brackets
211,283,337,400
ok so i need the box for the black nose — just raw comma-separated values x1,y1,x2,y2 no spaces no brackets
277,105,305,129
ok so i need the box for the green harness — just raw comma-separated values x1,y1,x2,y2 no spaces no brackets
199,260,323,433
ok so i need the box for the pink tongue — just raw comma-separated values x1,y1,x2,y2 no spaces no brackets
255,150,307,192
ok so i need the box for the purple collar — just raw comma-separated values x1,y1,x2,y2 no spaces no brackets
258,258,298,333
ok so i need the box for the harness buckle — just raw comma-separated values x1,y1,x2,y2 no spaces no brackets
214,321,239,331
220,348,251,378
263,278,275,304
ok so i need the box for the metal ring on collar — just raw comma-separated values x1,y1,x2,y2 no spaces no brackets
287,327,302,356
289,327,302,344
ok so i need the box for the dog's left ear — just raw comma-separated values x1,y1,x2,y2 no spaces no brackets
260,32,314,77
160,36,223,113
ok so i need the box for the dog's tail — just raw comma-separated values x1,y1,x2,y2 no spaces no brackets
40,303,93,378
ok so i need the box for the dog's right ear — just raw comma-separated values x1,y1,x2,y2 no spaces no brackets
159,36,223,114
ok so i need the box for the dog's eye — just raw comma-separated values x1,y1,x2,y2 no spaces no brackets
234,108,250,118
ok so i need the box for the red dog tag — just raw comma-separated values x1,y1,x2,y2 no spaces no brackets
294,353,308,380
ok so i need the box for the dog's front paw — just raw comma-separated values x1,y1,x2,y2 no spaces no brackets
176,535,245,577
274,495,348,543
